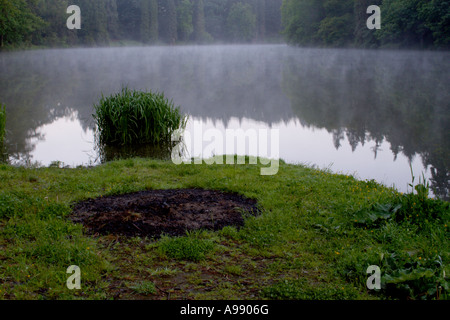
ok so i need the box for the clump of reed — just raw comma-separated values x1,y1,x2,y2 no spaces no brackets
93,87,187,146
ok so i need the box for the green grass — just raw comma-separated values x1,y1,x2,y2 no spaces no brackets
127,280,157,295
158,231,215,262
261,278,359,300
0,158,448,300
93,87,187,146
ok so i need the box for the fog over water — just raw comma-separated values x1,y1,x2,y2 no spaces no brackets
0,45,448,199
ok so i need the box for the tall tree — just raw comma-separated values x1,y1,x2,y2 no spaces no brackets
141,0,151,42
226,2,256,42
316,0,354,46
265,0,282,39
94,0,110,43
376,0,432,48
139,0,159,43
0,0,25,46
256,0,266,41
204,0,226,41
418,0,449,48
193,0,207,42
177,0,193,42
106,0,119,40
149,0,158,42
281,0,324,45
158,0,177,43
117,0,141,41
167,0,177,43
31,0,68,46
353,0,382,48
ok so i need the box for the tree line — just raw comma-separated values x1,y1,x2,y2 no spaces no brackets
0,0,283,47
282,0,449,49
1,0,448,49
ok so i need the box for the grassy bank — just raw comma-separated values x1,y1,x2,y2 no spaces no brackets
0,158,448,300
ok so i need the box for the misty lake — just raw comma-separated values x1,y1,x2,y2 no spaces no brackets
0,45,448,199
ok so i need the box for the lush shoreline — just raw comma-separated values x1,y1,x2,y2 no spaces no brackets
0,157,448,300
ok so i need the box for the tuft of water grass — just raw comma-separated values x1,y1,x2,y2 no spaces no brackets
93,87,187,146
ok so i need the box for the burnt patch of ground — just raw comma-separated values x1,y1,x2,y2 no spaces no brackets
70,188,259,238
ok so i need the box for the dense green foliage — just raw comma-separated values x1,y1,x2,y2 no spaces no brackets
93,87,187,146
2,0,448,48
282,0,450,49
226,2,256,42
343,174,449,299
0,0,283,48
0,0,45,47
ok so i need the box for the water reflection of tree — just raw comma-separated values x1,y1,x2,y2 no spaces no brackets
0,50,87,164
283,49,450,200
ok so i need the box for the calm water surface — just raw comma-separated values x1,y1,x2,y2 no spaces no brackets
0,45,448,199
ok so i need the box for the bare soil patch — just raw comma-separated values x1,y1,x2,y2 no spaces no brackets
70,188,259,238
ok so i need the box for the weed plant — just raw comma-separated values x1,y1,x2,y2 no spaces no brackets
342,172,449,300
